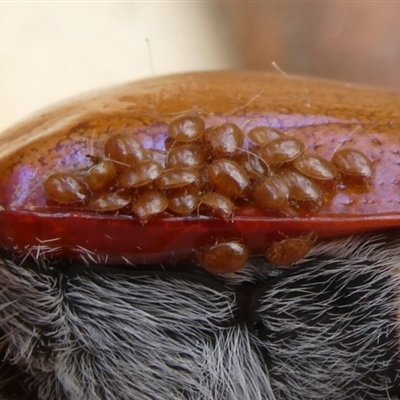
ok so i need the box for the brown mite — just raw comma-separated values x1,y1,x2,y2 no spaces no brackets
104,134,147,170
43,172,88,204
196,241,249,274
166,143,206,169
167,187,201,215
260,137,305,165
265,236,314,267
247,126,285,146
293,154,337,181
153,168,200,189
280,170,323,204
0,71,397,267
252,176,290,213
88,191,131,213
207,159,250,197
203,123,244,157
83,159,118,192
199,192,235,219
118,160,163,189
332,148,373,179
131,190,168,223
167,115,205,143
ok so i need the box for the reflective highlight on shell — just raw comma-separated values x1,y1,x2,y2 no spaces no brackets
0,71,399,272
38,116,372,271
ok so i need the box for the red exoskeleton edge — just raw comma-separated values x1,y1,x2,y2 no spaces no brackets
0,71,399,270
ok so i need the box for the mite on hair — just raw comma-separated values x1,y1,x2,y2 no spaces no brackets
0,71,400,399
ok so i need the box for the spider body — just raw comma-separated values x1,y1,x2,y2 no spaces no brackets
0,72,400,399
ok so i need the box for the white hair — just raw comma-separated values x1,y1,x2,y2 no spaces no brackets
0,234,399,399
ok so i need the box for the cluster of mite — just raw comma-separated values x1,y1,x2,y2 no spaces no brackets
42,115,373,273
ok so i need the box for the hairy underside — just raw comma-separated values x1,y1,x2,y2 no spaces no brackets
0,234,399,400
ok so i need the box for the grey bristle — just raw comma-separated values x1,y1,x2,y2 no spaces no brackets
0,234,399,399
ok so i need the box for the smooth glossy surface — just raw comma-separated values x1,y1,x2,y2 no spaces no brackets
43,172,87,204
88,192,131,212
200,192,234,219
208,159,250,197
1,71,400,266
332,148,373,178
247,126,284,146
168,115,205,142
293,155,337,181
104,134,146,169
166,143,206,169
168,187,200,215
196,241,249,273
265,237,313,267
281,170,322,203
203,123,243,157
154,169,199,189
234,152,269,179
118,161,163,188
131,190,168,222
84,160,117,192
253,176,289,213
260,137,305,165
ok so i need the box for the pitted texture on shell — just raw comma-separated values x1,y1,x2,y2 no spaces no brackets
39,117,372,223
0,71,400,271
37,117,374,271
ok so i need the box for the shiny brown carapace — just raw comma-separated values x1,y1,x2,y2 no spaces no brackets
0,71,400,271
